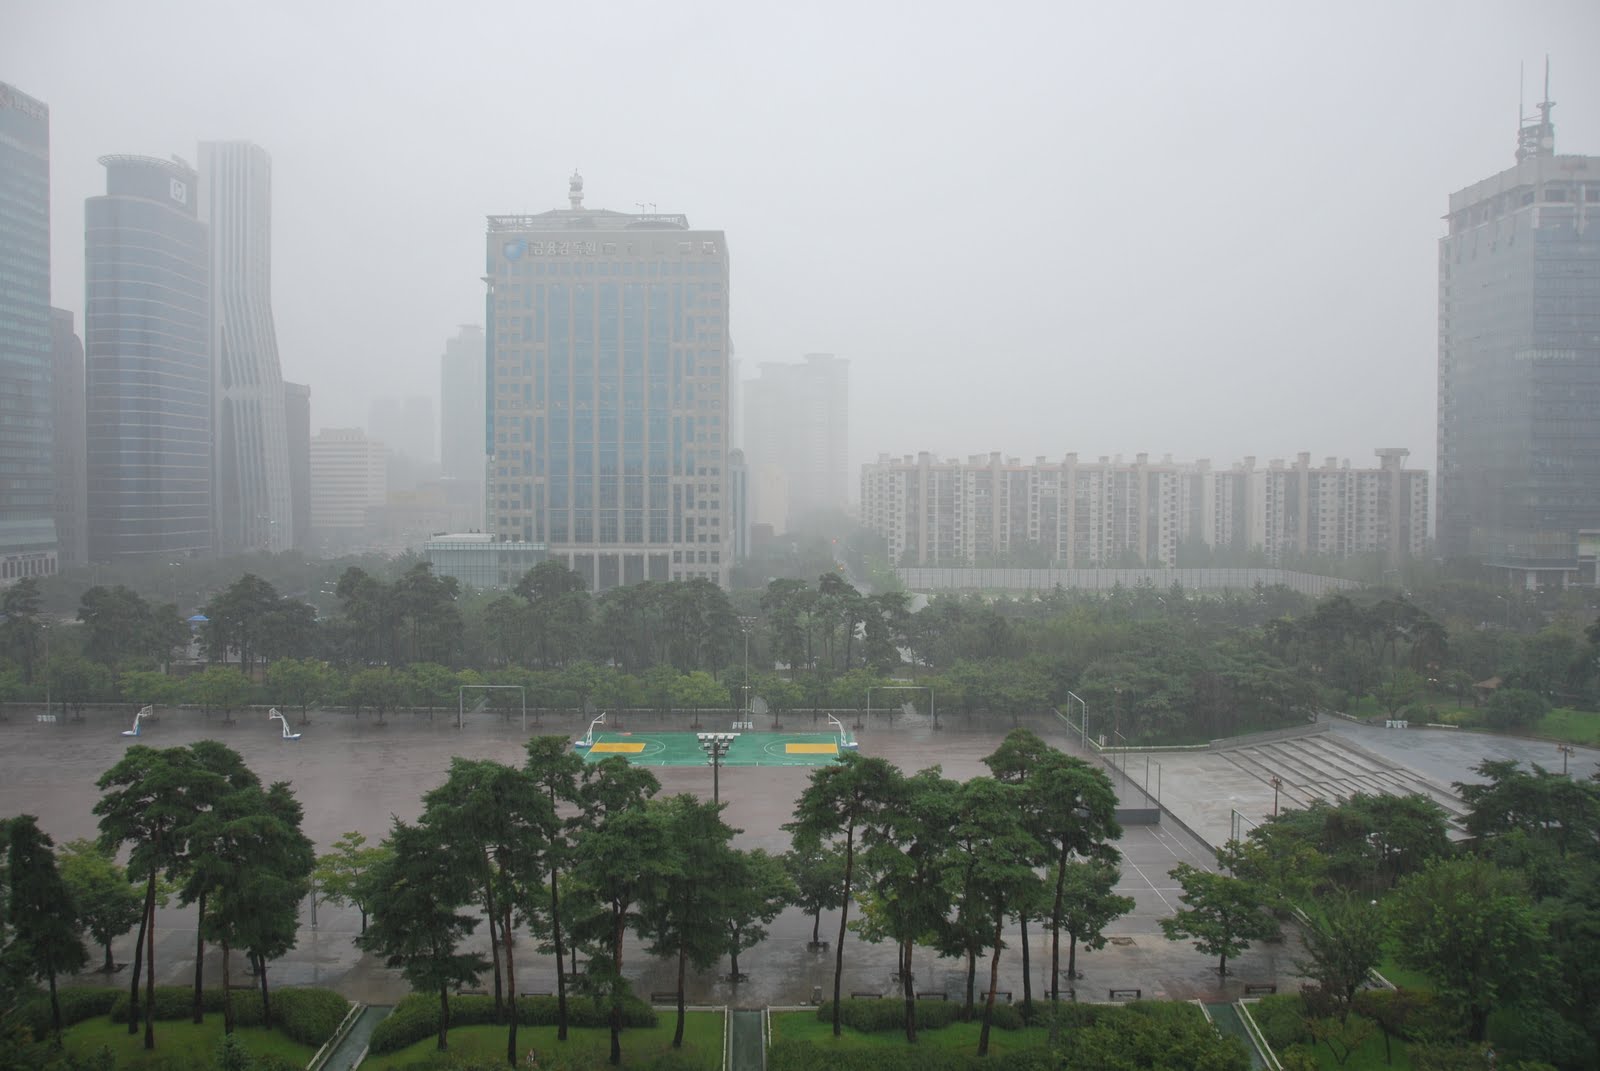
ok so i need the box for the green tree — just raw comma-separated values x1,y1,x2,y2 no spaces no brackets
95,745,226,1049
4,815,88,1038
357,820,488,1052
0,577,45,683
1160,858,1280,976
1057,858,1135,993
573,757,664,1065
668,670,728,726
1388,856,1547,1041
312,831,390,934
118,669,181,715
782,752,904,1037
345,667,405,722
1484,687,1549,730
199,574,282,675
516,561,591,669
523,735,588,1042
56,838,143,973
1296,892,1384,1020
265,658,334,724
404,662,459,722
640,794,738,1048
185,665,254,721
721,848,793,984
782,840,846,948
46,655,113,719
77,585,158,666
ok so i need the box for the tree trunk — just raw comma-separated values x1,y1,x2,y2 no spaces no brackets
1067,934,1079,996
145,885,157,1049
128,876,153,1035
1218,950,1228,976
438,987,450,1050
484,879,503,1021
256,952,270,1021
222,938,235,1035
902,938,916,1044
673,944,687,1047
192,890,206,1023
610,907,625,1065
980,916,1003,1057
1050,850,1066,1003
550,863,569,1042
103,940,115,974
832,824,855,1038
1020,913,1033,1009
729,923,742,981
964,948,976,1014
47,964,60,1037
810,910,821,946
503,901,518,1067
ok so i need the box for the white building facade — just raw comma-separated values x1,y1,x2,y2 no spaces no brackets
309,428,387,535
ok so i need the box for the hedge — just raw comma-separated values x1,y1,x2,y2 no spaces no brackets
814,998,1024,1033
1248,994,1309,1052
3,986,121,1038
769,1043,1052,1071
368,992,658,1055
103,986,347,1045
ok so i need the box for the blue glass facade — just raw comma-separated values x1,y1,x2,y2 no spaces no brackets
484,190,729,589
86,156,213,561
0,82,59,581
1438,153,1600,581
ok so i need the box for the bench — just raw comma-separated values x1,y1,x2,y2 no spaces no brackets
1244,983,1278,996
1108,988,1142,1001
850,991,884,999
522,992,553,998
990,991,1012,1004
916,992,948,1001
650,992,680,1004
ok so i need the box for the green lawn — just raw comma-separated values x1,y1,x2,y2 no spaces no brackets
1530,707,1600,747
63,1017,316,1068
360,1012,725,1070
1288,1014,1412,1070
770,1011,1050,1057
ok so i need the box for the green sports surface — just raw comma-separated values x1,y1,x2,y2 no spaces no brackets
578,731,851,766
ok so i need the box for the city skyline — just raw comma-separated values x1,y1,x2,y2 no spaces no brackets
11,3,1599,489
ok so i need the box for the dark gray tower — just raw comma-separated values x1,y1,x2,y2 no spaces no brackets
1436,68,1600,585
86,155,212,561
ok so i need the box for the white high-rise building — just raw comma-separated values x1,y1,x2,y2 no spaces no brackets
309,428,387,535
742,353,848,532
200,141,292,554
440,325,486,528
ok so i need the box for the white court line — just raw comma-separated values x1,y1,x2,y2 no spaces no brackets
1122,857,1176,913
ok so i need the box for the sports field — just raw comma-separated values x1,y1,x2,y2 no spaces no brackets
580,730,848,767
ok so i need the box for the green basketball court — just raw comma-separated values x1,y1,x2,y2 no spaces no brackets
578,731,851,767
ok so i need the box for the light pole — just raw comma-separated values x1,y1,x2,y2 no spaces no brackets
1270,775,1283,817
1558,743,1576,777
1113,686,1124,782
168,561,182,608
698,732,738,804
1065,691,1088,749
737,615,758,723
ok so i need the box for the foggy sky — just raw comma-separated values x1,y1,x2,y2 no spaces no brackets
9,0,1600,484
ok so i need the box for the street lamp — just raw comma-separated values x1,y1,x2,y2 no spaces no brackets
737,615,758,725
1065,691,1087,749
1558,743,1576,777
698,732,739,804
1270,775,1283,817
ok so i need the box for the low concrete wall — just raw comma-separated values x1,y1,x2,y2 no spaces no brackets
1115,807,1161,825
1208,720,1326,751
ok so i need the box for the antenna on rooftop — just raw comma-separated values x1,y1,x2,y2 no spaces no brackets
1515,55,1556,162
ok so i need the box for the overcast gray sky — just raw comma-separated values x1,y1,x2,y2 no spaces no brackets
8,0,1599,482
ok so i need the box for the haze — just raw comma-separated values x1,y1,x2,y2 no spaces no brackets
9,0,1600,482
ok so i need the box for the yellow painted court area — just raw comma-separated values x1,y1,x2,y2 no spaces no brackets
590,742,647,754
785,742,838,755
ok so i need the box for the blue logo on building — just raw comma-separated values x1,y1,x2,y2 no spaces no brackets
502,239,526,261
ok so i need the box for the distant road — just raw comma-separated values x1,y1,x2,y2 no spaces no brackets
1324,717,1600,786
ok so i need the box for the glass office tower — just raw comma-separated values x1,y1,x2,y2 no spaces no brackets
86,155,213,561
1437,91,1600,585
0,82,59,581
484,172,731,589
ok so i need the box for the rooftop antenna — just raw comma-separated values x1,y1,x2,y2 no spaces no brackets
636,202,648,212
1516,55,1556,162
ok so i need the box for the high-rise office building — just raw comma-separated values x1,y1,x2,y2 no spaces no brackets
50,310,87,569
440,324,486,527
86,154,212,562
0,82,59,583
283,382,311,550
201,141,292,554
309,427,386,537
1437,75,1600,586
742,353,849,532
369,395,435,462
484,172,731,589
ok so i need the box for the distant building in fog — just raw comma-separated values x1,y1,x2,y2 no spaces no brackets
0,82,59,582
439,324,486,528
50,310,86,569
309,428,386,540
1436,78,1600,587
201,140,292,554
370,395,435,463
283,382,310,550
862,449,1428,569
742,353,848,532
86,153,212,562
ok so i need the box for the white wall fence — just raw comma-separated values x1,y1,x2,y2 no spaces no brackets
896,566,1361,596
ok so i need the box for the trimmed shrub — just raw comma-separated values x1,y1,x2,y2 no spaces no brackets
769,1042,1052,1071
368,992,658,1055
267,987,350,1046
4,986,121,1037
1249,994,1309,1052
815,997,1024,1034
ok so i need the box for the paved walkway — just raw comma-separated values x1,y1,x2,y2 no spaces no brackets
318,1004,388,1071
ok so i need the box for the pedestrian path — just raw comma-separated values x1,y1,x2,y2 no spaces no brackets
318,1003,390,1070
729,1008,764,1071
1204,1002,1269,1069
